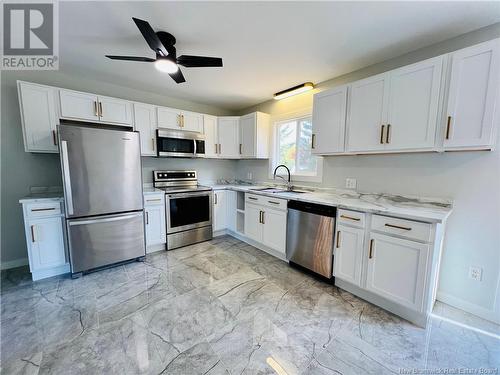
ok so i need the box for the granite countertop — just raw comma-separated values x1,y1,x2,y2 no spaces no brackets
208,183,452,223
143,187,164,194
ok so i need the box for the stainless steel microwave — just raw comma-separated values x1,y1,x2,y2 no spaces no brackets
156,129,205,158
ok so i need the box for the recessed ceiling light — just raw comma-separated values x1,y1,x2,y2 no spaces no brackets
273,82,314,100
155,58,179,74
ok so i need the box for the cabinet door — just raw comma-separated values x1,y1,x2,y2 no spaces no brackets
145,205,166,249
262,208,287,254
366,233,429,311
385,57,442,151
182,111,203,133
213,190,227,231
333,224,364,286
157,107,181,130
312,86,347,154
98,96,133,125
346,74,388,152
444,39,500,149
59,89,99,122
18,82,59,153
245,203,262,242
218,117,240,158
27,216,66,271
134,103,157,156
226,190,237,232
239,113,256,158
204,115,218,158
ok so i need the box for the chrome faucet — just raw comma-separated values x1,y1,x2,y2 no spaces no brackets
273,164,292,191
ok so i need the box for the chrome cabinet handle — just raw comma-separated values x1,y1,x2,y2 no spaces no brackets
311,134,316,149
386,124,391,144
152,138,155,151
336,230,341,248
98,102,103,117
385,223,412,231
380,125,385,144
446,116,452,140
31,207,56,212
214,193,217,205
258,211,263,224
145,199,162,203
261,211,265,224
94,101,98,116
268,200,280,205
215,144,218,154
248,196,258,201
369,239,374,259
52,130,58,146
219,144,221,154
340,214,360,221
146,211,149,225
239,144,242,154
61,141,74,215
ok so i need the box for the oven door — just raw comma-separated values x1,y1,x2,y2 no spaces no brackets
166,191,212,234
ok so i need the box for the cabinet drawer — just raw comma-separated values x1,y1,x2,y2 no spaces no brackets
245,193,287,211
26,201,62,218
144,193,165,206
245,193,263,205
338,209,365,228
371,215,432,243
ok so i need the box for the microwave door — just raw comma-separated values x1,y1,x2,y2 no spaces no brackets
158,136,195,157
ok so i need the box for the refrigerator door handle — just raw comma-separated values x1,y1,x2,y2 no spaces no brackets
68,212,143,226
61,140,74,215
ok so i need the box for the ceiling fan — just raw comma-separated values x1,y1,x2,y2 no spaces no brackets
106,17,223,83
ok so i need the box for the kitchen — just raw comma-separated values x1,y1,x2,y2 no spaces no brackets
1,2,500,374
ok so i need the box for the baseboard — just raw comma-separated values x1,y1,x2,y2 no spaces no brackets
437,291,500,324
32,263,70,281
1,258,29,270
146,243,166,253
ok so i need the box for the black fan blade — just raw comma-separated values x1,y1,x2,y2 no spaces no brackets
132,17,168,56
106,55,155,62
169,68,186,84
177,55,223,67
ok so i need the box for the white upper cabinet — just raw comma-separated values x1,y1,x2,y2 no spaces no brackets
17,81,59,153
218,117,240,158
157,106,181,130
157,106,203,132
239,112,270,159
385,57,443,151
346,73,388,152
59,89,132,125
203,114,218,158
134,103,157,156
59,89,100,122
366,233,429,311
444,39,500,150
312,85,348,154
182,111,203,133
98,95,133,125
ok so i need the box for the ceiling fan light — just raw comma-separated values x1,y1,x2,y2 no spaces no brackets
274,82,314,100
155,59,179,74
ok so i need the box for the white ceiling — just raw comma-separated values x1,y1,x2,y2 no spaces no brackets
59,1,500,111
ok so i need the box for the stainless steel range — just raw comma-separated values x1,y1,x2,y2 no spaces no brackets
153,171,213,250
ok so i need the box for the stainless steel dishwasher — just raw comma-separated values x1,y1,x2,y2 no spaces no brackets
286,200,336,278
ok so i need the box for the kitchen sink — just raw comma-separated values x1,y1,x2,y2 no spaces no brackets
250,187,306,194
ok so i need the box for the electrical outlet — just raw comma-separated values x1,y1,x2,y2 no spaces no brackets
345,178,357,189
247,172,253,180
469,266,483,281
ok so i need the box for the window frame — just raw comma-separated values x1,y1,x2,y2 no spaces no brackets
269,109,323,183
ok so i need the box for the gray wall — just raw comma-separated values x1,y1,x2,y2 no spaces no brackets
235,23,500,322
0,70,234,267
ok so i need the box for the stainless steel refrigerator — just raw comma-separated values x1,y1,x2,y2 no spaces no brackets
58,123,146,276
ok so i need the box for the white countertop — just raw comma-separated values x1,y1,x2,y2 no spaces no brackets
19,193,64,204
209,184,452,223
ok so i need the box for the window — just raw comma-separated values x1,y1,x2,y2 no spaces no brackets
273,115,322,181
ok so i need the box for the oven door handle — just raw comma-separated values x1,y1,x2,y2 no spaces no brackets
166,192,213,199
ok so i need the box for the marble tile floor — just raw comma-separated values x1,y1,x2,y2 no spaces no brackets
1,235,498,375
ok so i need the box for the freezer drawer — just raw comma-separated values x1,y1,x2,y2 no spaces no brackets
67,211,145,273
286,201,336,278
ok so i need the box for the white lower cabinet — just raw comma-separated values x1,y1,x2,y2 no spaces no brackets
333,224,364,286
244,194,287,256
20,199,69,281
144,193,166,252
226,190,237,232
213,190,227,232
365,233,429,311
